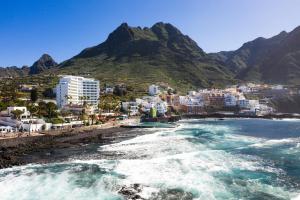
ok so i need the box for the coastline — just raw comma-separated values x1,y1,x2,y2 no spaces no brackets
0,118,142,169
1,116,299,169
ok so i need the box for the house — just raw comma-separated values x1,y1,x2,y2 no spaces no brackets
137,96,168,115
237,99,250,109
149,85,160,96
63,104,96,115
237,85,250,93
208,93,225,107
180,105,205,114
20,118,51,132
19,84,37,92
178,95,205,114
121,102,139,116
156,102,168,115
105,87,114,94
255,104,274,116
224,94,237,107
0,126,14,134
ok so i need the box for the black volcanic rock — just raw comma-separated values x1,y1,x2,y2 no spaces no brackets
29,54,57,75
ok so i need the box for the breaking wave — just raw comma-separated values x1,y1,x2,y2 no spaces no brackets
1,119,300,199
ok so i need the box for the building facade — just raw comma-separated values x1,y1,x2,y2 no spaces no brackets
56,76,100,108
149,85,160,96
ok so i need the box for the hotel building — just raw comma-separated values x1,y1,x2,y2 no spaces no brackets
56,76,100,108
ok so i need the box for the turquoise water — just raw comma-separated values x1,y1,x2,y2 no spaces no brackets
1,119,300,199
139,122,178,128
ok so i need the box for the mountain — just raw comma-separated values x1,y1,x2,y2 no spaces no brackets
212,26,300,84
0,66,30,78
57,22,234,90
0,54,57,78
2,23,300,89
29,54,57,75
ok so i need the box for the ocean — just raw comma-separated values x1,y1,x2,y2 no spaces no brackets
1,118,300,200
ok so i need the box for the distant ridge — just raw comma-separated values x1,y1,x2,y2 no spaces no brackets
0,54,57,77
2,23,300,89
211,26,300,85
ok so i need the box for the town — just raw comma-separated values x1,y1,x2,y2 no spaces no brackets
0,75,300,138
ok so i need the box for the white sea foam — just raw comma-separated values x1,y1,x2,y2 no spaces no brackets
250,137,300,148
0,119,298,200
93,122,286,198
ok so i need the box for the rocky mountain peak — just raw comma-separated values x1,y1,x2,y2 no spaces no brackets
29,53,57,75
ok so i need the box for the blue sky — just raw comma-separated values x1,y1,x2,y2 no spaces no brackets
1,0,300,66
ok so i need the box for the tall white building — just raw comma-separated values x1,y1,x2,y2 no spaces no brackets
56,76,100,108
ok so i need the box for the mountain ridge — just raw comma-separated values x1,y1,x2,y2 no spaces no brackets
212,26,300,84
57,22,234,90
0,54,57,78
2,22,300,89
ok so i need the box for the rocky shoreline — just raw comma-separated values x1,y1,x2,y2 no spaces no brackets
1,115,298,169
0,127,144,169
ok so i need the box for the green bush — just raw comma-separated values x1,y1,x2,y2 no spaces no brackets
51,118,65,124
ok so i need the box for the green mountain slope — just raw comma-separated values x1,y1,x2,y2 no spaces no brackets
57,22,235,90
212,26,300,84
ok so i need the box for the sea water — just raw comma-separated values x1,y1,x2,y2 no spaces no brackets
1,119,300,200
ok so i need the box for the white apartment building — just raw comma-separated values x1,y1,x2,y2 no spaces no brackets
56,76,100,108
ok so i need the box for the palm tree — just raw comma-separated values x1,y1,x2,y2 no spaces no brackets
65,95,72,105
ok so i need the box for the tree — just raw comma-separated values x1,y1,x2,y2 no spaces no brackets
28,105,38,117
42,88,56,98
11,109,24,120
37,101,48,117
99,94,121,113
46,102,58,118
30,88,38,102
113,85,127,96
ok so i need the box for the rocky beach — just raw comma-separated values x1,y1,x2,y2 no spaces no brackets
0,126,147,169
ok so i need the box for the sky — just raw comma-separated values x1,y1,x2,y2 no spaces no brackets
0,0,300,67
